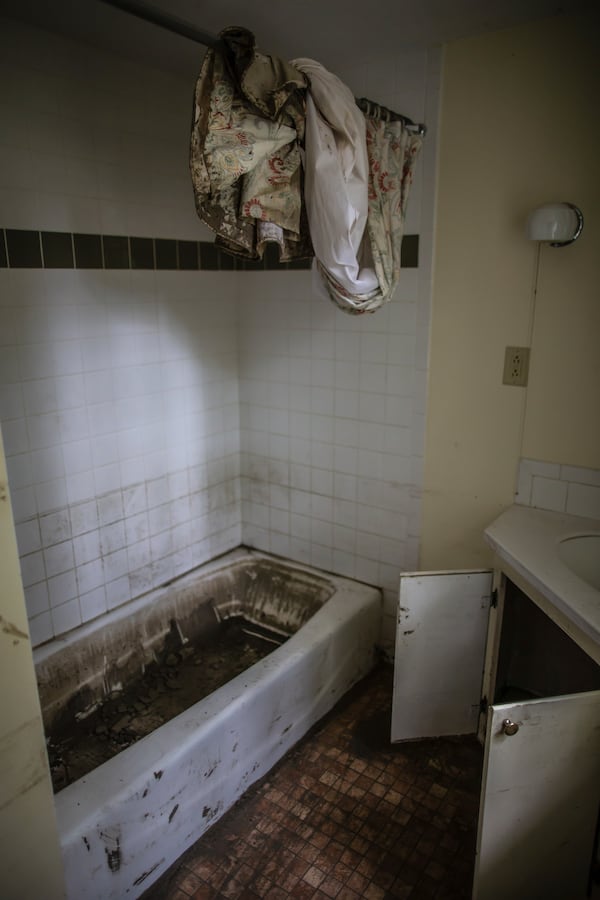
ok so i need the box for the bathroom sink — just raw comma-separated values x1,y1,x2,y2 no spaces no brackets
484,506,600,658
558,534,600,591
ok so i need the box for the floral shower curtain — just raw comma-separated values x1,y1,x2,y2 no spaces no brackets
189,31,423,309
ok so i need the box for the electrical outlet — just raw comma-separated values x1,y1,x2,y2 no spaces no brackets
503,346,530,386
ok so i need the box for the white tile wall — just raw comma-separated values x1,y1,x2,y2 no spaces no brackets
515,458,600,520
1,266,241,646
0,20,240,646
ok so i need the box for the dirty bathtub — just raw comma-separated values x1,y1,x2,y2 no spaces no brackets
34,547,381,899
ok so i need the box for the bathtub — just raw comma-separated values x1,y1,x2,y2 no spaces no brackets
34,548,381,899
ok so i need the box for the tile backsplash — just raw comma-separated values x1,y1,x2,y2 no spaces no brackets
516,458,600,520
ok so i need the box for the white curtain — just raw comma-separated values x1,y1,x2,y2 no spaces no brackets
295,58,423,314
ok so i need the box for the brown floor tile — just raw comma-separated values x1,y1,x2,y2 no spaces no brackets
191,888,214,900
143,665,482,900
177,870,203,895
337,890,362,900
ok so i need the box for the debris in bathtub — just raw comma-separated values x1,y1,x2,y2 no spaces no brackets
74,701,101,721
44,615,289,793
46,739,71,792
168,803,179,823
154,770,163,780
82,836,90,852
164,617,187,651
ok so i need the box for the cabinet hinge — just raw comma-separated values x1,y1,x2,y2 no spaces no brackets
480,696,488,715
490,588,498,608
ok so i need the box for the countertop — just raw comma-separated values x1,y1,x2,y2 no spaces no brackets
484,504,600,650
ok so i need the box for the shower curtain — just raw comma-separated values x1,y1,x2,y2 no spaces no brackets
189,31,423,307
314,113,423,315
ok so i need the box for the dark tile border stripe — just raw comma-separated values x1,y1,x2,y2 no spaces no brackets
5,229,42,268
0,229,7,268
0,228,418,272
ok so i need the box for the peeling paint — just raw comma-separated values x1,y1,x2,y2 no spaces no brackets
0,615,28,642
202,801,223,822
132,861,161,886
100,827,121,873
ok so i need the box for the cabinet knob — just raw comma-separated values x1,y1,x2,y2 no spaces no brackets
502,718,519,736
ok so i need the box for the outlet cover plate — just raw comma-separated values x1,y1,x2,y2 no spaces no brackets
503,346,530,386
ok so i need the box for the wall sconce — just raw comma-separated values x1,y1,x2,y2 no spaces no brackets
526,202,584,247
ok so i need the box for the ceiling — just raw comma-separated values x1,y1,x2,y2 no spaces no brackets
0,0,590,77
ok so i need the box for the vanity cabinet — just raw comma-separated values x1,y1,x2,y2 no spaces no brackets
391,563,600,900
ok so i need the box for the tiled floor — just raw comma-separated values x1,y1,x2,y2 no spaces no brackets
143,664,483,900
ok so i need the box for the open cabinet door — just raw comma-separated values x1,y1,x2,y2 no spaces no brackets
391,571,492,742
474,691,600,900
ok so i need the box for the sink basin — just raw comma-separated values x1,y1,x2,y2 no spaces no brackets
558,534,600,591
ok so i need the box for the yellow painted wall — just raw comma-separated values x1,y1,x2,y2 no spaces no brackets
0,430,65,899
421,12,600,569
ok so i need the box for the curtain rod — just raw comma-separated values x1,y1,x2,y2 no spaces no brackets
99,0,427,136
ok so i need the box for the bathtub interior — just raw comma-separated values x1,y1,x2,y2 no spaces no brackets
35,547,335,742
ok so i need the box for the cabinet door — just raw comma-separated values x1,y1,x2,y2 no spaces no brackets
391,571,492,741
474,691,600,900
